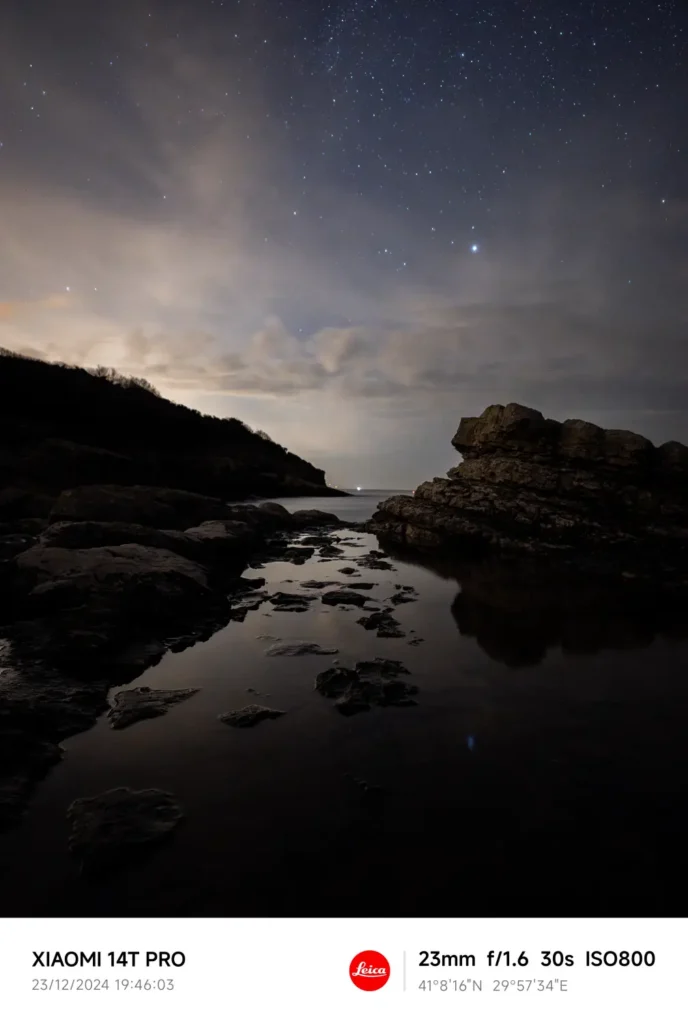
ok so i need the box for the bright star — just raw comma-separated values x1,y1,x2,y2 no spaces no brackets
470,243,479,253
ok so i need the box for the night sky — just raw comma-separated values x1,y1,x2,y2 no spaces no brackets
0,1,686,487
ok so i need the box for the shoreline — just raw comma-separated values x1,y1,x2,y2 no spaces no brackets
0,495,364,832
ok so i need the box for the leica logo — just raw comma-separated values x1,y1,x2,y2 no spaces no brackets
349,950,391,991
352,962,387,977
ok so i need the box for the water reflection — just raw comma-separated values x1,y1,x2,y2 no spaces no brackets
378,543,688,666
3,527,688,918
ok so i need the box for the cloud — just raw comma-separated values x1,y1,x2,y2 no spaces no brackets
1,4,686,487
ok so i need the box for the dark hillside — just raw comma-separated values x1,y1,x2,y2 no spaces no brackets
0,349,343,507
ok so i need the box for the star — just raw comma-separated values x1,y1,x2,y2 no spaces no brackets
470,243,479,253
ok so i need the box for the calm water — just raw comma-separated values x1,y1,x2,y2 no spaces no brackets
260,488,409,522
2,495,688,917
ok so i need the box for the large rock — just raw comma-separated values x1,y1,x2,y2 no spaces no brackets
290,509,341,526
184,519,256,560
10,543,224,657
49,484,231,530
38,520,203,561
371,404,688,580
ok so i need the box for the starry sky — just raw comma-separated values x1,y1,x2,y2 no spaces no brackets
0,0,686,487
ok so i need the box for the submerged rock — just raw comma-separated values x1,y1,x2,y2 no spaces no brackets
218,704,286,728
315,657,418,715
347,582,377,590
265,641,339,656
356,610,405,638
357,553,396,570
299,580,333,589
321,589,369,607
107,686,200,730
268,591,317,612
67,787,184,872
389,586,418,605
338,566,360,576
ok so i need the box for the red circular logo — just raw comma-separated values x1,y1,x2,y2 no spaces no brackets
349,950,390,991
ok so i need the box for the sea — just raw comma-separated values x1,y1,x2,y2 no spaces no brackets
258,488,407,522
2,487,688,917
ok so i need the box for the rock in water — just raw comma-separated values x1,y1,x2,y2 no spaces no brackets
356,610,406,638
369,402,688,582
290,510,341,526
314,666,361,697
265,641,339,656
268,591,317,612
67,787,183,872
107,686,200,730
321,589,369,607
218,704,286,727
315,657,418,715
357,553,396,570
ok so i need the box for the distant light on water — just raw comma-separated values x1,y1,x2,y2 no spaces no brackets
356,486,362,491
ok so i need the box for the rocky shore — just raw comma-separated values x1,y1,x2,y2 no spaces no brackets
0,483,354,830
369,403,688,587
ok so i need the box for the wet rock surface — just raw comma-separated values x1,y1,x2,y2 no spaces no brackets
264,641,339,657
107,686,200,730
321,588,369,607
357,552,396,571
370,403,688,583
218,704,286,728
356,609,406,638
226,578,269,621
50,484,233,531
315,657,418,715
66,787,184,873
268,592,317,612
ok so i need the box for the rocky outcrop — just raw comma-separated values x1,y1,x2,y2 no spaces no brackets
370,403,688,582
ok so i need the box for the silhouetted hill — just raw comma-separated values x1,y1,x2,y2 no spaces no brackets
0,348,344,508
